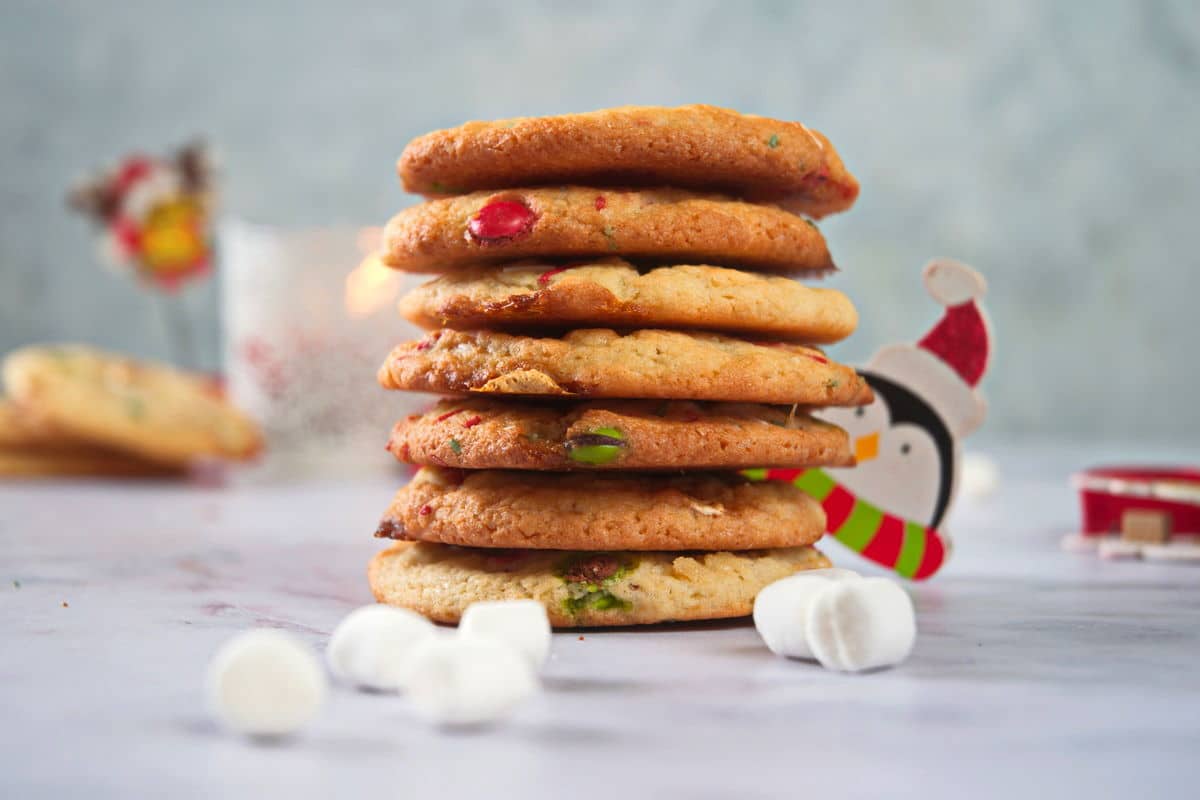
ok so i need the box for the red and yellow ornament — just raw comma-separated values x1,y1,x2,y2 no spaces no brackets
69,142,215,291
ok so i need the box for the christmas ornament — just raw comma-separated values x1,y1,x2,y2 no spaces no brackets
751,258,992,580
68,141,215,292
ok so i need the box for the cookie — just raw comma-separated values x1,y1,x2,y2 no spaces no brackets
398,105,858,219
399,259,858,343
378,328,873,406
381,187,834,274
388,398,852,471
374,467,826,551
2,345,262,466
369,540,832,627
0,448,183,479
0,398,70,450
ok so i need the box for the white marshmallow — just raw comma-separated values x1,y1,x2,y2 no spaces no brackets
326,605,437,691
1060,532,1102,553
458,600,551,670
753,569,861,659
206,629,326,737
1098,538,1143,560
1141,541,1200,563
959,452,1000,500
806,578,917,672
404,635,538,727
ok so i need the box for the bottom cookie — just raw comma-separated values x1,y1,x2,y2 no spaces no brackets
368,541,831,627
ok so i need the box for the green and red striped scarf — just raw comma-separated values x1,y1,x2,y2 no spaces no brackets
745,467,947,580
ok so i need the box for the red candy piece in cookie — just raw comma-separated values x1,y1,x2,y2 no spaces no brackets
537,266,570,285
467,200,537,243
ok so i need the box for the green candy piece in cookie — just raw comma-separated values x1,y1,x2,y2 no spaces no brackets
565,426,627,465
563,589,632,614
601,225,619,251
558,553,635,615
125,395,147,421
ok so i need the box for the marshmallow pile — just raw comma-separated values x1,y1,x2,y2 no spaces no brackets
207,575,918,740
206,599,550,737
753,569,917,672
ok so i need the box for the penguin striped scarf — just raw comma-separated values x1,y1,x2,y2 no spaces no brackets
745,467,947,580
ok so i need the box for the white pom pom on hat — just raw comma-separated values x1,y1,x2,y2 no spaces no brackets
923,257,987,306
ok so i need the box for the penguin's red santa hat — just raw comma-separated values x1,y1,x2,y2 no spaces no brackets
867,258,991,438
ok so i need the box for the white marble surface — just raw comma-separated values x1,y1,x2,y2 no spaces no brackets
3,442,1199,799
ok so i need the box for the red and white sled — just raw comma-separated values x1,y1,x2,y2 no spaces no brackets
1073,466,1200,537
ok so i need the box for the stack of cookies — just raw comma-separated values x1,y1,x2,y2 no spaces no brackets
0,344,261,479
368,105,871,627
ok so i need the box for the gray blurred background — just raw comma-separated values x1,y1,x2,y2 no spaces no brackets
2,0,1198,442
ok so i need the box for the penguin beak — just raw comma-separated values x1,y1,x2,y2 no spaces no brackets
854,432,880,463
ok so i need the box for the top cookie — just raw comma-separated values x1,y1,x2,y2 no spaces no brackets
381,187,833,274
377,328,873,406
2,345,262,466
398,105,859,219
399,259,857,343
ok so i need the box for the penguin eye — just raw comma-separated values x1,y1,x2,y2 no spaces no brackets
854,407,865,418
900,443,911,455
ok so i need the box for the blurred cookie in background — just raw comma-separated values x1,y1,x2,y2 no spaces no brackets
0,447,184,479
0,397,183,479
1,344,262,475
0,398,67,451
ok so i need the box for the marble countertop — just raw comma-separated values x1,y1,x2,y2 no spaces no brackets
3,442,1198,799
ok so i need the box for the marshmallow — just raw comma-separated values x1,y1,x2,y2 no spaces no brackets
405,635,538,727
959,452,1000,500
206,629,326,737
1141,541,1200,563
806,578,917,672
755,571,916,673
326,604,437,691
1060,532,1101,553
753,569,861,659
1098,538,1142,560
458,599,551,670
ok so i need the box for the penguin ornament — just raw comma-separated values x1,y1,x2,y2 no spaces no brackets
754,259,991,580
